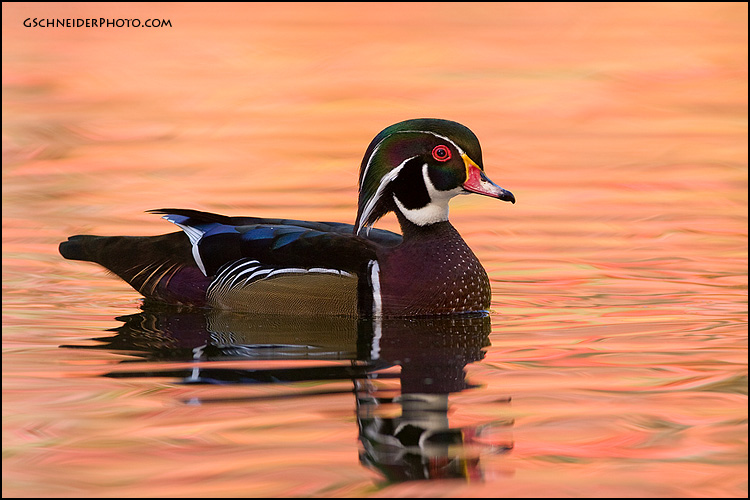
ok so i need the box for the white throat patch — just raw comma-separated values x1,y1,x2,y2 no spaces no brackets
393,163,463,226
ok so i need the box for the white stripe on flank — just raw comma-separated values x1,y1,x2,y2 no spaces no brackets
234,267,269,289
209,260,261,295
266,267,308,278
266,267,354,279
208,261,356,299
369,260,382,317
226,262,261,281
308,268,355,277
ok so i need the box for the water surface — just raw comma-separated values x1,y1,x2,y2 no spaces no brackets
3,3,747,497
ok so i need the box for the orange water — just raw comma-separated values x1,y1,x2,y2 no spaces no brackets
3,2,747,497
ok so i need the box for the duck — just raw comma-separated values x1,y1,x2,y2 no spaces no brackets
59,118,515,317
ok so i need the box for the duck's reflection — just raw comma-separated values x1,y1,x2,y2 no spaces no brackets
67,308,513,482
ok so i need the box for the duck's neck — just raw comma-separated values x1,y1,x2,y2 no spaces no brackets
395,209,456,241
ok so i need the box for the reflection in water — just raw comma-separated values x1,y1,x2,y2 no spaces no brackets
64,308,513,482
3,1,746,495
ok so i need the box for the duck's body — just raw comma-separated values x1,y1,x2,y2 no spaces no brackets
60,119,514,317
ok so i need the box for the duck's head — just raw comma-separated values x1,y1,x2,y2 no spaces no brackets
354,118,515,235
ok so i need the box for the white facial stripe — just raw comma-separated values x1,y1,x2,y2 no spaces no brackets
414,130,465,155
359,129,465,195
356,155,416,235
393,163,463,226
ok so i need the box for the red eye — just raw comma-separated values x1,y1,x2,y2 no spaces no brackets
431,145,452,162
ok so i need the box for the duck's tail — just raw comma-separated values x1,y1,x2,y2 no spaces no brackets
59,232,209,306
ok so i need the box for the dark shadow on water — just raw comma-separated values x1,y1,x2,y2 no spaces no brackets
63,307,514,483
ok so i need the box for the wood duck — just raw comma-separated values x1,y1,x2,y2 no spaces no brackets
59,118,515,317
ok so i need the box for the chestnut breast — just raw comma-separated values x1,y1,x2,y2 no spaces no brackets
377,222,491,316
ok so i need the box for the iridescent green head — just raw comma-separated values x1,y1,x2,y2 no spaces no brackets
354,118,514,235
